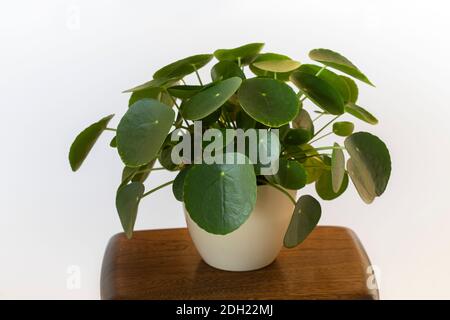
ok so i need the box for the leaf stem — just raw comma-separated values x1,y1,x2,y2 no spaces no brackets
141,180,174,198
312,115,341,138
263,179,296,205
105,128,116,132
316,65,327,77
193,66,203,86
310,131,333,144
314,145,346,152
136,167,166,174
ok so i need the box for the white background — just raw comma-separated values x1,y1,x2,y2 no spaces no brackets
1,0,449,299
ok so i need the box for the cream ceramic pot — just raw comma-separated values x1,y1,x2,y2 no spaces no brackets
184,185,296,271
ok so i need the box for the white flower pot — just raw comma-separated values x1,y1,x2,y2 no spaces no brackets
184,185,297,271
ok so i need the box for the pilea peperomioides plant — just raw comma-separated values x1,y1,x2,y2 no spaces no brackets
69,43,391,248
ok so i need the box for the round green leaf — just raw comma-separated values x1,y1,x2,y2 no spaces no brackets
304,156,326,184
252,59,301,73
345,103,378,125
69,114,114,171
283,128,311,145
250,53,296,81
172,166,191,202
284,195,321,248
290,71,344,115
117,99,175,167
238,78,299,127
183,153,257,235
214,43,264,65
236,109,256,130
153,54,213,79
116,181,145,239
298,64,350,103
158,143,181,171
267,158,307,190
340,76,358,103
316,168,349,200
181,77,242,120
309,48,374,86
167,85,203,99
122,159,156,185
331,143,346,193
344,132,391,203
333,121,354,136
211,61,245,82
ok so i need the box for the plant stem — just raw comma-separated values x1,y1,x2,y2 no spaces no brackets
141,180,174,198
237,57,242,67
193,66,203,85
136,167,166,174
312,113,325,122
263,179,296,205
310,131,333,144
181,78,187,85
105,128,116,132
316,65,327,77
314,145,345,152
165,89,190,128
312,115,341,139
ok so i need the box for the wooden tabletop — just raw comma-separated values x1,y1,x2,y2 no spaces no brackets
100,226,378,300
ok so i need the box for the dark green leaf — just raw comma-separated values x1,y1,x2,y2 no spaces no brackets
309,48,374,86
331,144,346,193
238,78,299,127
117,99,175,167
298,64,350,103
69,114,114,171
183,153,257,234
153,54,213,79
290,71,344,115
172,166,191,201
115,181,145,239
158,144,181,171
167,85,203,99
214,43,265,65
333,121,354,136
284,195,321,248
267,158,307,190
236,109,256,130
345,103,378,125
211,61,245,81
122,159,156,185
283,128,311,145
110,136,117,148
345,132,391,203
181,77,242,120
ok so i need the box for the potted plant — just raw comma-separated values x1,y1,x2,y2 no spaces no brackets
69,43,391,272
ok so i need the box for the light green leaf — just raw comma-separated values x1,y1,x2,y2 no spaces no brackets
123,77,178,93
153,54,213,79
340,76,358,103
238,78,299,127
284,195,321,248
316,168,349,200
292,107,314,135
116,181,145,239
252,59,301,73
333,121,354,136
214,43,265,65
250,52,296,81
309,48,374,86
167,85,203,100
290,71,344,115
345,103,378,125
181,77,242,120
69,114,114,171
345,132,391,203
117,99,175,167
183,153,257,234
331,143,346,192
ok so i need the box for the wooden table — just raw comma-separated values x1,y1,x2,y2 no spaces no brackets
100,226,378,300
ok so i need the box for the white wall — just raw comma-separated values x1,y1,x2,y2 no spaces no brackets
1,0,449,299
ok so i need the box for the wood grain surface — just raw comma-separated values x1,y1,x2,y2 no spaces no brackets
100,226,379,300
